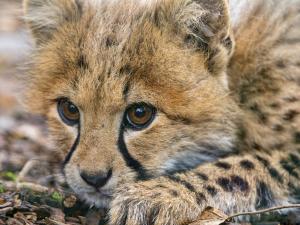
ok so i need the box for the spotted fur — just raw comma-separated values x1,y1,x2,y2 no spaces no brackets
23,0,300,224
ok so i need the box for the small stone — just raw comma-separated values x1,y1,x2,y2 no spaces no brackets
63,195,77,208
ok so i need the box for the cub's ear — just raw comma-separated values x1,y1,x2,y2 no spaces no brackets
23,0,82,45
161,0,232,49
157,0,234,72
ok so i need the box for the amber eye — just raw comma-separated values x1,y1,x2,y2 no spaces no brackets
57,99,80,126
124,103,156,130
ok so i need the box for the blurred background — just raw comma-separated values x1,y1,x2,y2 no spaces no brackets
0,0,51,183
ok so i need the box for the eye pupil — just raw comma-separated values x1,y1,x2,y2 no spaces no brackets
68,104,78,114
125,103,156,130
134,107,146,118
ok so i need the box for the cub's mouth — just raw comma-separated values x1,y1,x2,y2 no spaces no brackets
64,164,117,208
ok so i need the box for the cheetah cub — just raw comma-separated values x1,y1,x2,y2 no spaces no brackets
23,0,300,224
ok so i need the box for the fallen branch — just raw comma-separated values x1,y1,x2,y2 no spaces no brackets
192,204,300,225
227,204,300,221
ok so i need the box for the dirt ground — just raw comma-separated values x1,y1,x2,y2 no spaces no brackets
0,1,299,225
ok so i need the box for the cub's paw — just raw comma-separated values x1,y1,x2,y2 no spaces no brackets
109,181,201,225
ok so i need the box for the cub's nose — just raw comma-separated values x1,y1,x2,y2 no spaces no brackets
80,169,112,189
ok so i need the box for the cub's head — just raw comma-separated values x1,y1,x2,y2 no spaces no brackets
24,0,239,207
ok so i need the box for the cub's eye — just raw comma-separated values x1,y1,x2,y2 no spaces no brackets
57,99,80,126
124,103,156,130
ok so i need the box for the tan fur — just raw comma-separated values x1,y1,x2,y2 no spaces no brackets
23,0,300,224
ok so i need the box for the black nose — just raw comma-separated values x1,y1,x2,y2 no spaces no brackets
80,169,112,188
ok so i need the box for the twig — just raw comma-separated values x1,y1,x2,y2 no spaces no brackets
17,159,43,182
227,204,300,221
45,218,69,225
16,182,49,193
0,207,13,214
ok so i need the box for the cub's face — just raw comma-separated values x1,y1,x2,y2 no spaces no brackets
24,0,239,207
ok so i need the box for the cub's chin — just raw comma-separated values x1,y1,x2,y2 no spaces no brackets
80,191,112,208
64,164,114,208
66,178,113,208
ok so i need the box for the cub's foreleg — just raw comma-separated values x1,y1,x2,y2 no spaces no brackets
109,151,300,225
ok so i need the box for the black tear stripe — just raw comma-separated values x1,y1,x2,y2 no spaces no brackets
63,124,81,166
117,124,150,180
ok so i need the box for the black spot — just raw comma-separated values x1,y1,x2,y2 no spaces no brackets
170,190,179,197
276,60,286,68
240,160,255,170
282,110,298,121
167,175,197,193
217,177,233,192
77,55,89,69
269,102,281,109
115,203,128,225
155,184,167,189
272,124,284,132
288,182,300,201
231,175,250,192
280,159,299,178
195,172,209,181
151,193,161,198
256,181,274,209
147,206,160,225
195,192,207,205
215,162,232,170
252,143,262,150
167,175,205,205
119,64,132,74
74,0,83,16
283,96,298,102
268,167,283,183
222,37,233,53
105,36,117,47
249,104,268,123
295,132,300,144
123,83,130,101
152,9,161,27
98,215,109,225
255,155,270,167
289,153,300,167
205,185,218,197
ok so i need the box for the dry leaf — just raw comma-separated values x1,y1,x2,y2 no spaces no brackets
189,207,228,225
